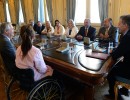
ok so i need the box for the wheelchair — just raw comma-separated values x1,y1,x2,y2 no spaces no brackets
0,54,62,100
7,68,63,100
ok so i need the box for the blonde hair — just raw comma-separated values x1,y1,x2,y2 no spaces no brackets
68,19,75,27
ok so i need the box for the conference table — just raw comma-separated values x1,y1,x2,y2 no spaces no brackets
34,34,112,100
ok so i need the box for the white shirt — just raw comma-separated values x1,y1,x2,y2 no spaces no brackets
15,46,47,81
54,25,65,35
65,26,78,38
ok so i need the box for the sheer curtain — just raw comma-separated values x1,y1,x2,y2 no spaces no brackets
46,0,52,23
39,0,44,23
20,0,27,23
14,0,20,24
8,0,13,23
98,0,108,25
66,0,76,21
32,0,39,23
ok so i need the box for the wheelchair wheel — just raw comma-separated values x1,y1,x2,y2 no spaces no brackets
27,79,62,100
7,78,28,100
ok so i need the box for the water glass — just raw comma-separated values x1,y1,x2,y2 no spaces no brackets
109,42,113,49
69,42,74,53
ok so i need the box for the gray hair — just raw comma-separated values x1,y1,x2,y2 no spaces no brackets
68,19,75,27
0,22,12,34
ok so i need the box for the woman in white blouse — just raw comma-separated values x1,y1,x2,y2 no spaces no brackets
54,20,65,36
41,21,54,35
65,19,78,38
15,25,53,82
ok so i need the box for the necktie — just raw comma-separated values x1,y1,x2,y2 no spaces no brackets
85,28,88,36
105,28,108,35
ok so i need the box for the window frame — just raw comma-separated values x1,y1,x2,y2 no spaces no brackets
75,0,101,26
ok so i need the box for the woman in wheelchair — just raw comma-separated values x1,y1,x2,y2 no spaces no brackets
15,25,53,88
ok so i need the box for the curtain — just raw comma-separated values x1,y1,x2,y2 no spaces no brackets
98,0,108,25
14,0,20,24
46,0,52,23
66,0,76,21
32,0,39,23
20,0,26,23
3,0,7,22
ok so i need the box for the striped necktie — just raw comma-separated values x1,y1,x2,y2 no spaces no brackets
85,28,88,36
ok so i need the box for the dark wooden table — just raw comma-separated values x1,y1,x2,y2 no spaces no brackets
35,35,112,100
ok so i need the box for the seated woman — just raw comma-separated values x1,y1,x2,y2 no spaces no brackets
64,19,78,38
54,20,65,36
15,25,53,82
41,21,54,35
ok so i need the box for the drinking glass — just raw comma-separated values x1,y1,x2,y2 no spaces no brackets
69,38,74,53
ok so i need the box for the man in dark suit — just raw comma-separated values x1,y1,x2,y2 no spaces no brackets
33,21,45,35
104,15,130,99
75,18,96,41
0,22,16,75
98,18,119,46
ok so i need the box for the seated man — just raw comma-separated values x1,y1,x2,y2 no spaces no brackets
104,15,130,100
75,18,96,41
0,22,16,75
33,21,45,35
41,21,54,35
98,18,119,46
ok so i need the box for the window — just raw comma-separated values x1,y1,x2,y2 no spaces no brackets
90,0,100,23
38,0,45,23
19,0,24,23
75,0,100,24
75,0,86,23
6,2,11,22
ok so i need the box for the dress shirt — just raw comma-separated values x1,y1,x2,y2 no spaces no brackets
54,25,65,35
15,46,47,81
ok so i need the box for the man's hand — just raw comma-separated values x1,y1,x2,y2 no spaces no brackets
77,35,83,40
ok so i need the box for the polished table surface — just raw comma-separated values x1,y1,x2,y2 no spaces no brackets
34,35,111,100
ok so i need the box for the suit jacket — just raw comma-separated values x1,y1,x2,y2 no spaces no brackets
98,25,118,43
0,34,16,75
33,24,45,35
111,29,130,78
75,26,96,41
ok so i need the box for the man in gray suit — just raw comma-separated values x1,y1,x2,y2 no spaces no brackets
0,22,16,75
98,18,119,47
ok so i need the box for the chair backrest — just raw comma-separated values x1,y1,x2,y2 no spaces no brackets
15,68,35,91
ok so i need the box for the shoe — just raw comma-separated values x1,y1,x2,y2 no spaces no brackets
104,94,114,100
119,87,129,96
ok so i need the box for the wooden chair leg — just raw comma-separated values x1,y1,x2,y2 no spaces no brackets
114,83,118,100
